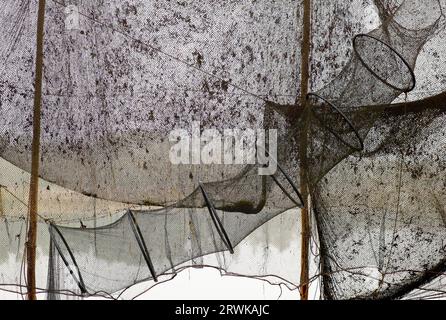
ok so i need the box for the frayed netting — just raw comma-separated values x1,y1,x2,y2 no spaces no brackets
1,0,446,300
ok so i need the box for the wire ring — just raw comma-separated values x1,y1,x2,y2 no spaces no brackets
307,93,364,152
353,34,416,93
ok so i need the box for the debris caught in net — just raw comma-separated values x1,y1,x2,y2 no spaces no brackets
1,0,446,300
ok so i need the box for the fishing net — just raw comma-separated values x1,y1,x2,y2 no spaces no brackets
310,0,446,299
1,0,307,299
0,0,302,206
1,0,446,300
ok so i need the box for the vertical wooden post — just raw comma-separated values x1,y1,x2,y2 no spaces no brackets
0,187,4,217
27,0,46,301
299,0,312,300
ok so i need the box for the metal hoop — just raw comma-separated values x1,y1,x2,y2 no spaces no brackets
307,93,364,152
353,34,416,93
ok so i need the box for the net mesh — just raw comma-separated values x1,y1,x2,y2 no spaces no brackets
1,0,446,300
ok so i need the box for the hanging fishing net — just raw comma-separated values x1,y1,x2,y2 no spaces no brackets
1,0,446,300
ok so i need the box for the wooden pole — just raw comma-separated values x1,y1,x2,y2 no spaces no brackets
0,187,4,217
26,0,46,300
299,0,312,300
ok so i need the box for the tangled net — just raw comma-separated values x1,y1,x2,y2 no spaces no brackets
1,0,446,300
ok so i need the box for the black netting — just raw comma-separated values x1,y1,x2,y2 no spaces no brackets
46,163,304,299
1,0,446,300
309,0,446,299
0,0,300,206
